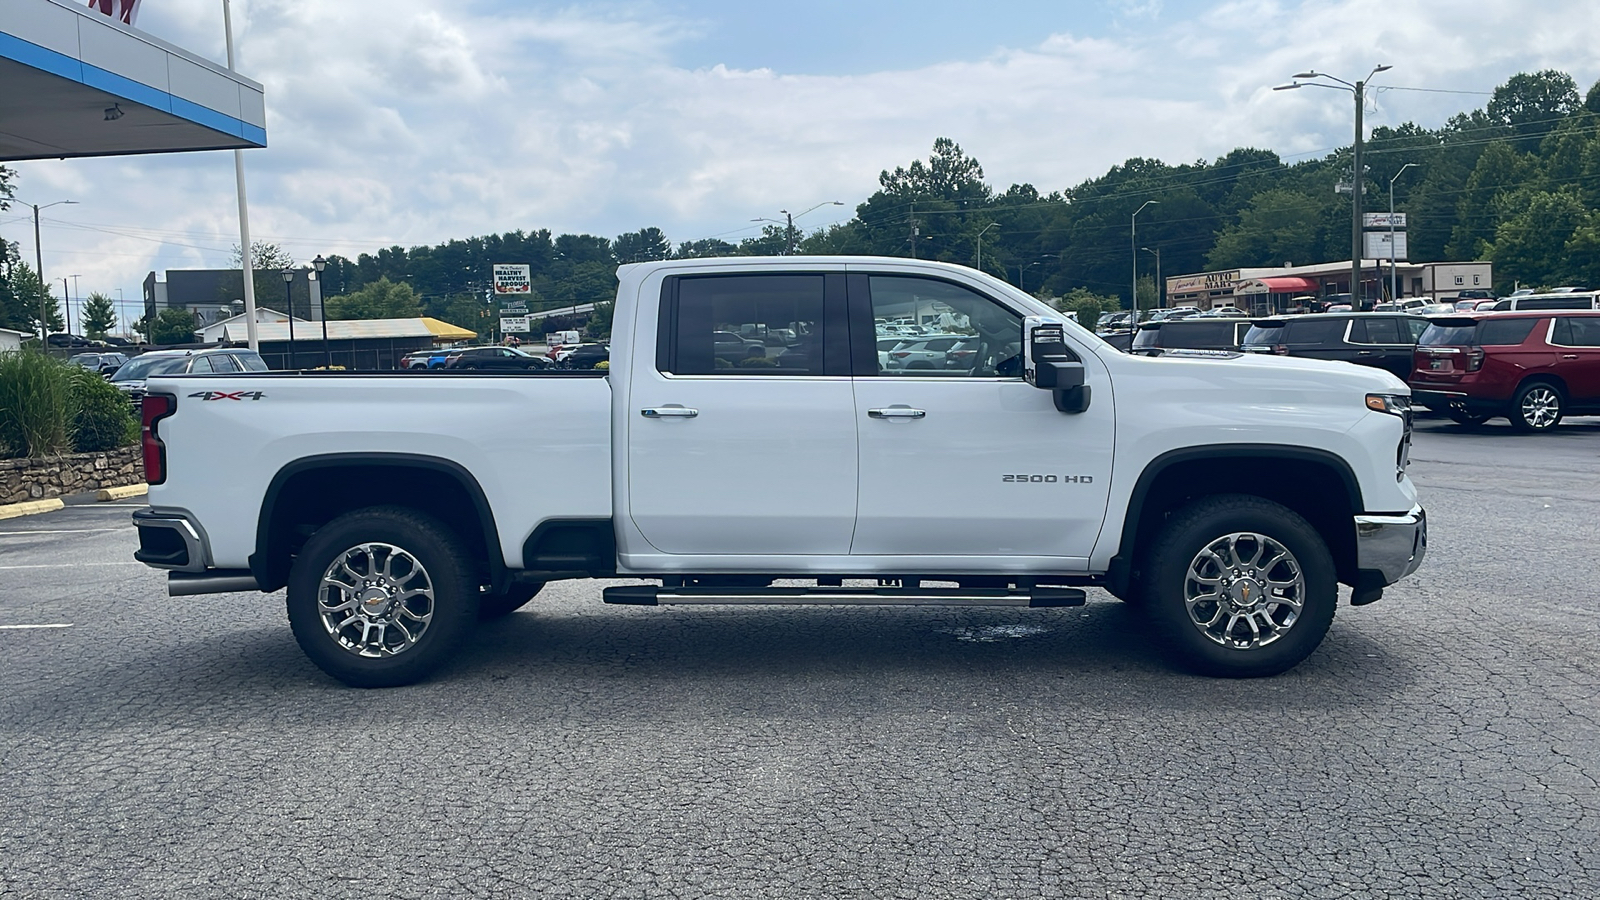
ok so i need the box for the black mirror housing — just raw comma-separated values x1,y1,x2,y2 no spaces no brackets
1024,319,1092,414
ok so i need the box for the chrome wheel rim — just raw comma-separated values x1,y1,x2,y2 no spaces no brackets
1184,532,1305,650
1520,387,1560,429
317,542,435,658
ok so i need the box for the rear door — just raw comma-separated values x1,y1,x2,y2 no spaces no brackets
626,272,858,555
1346,316,1412,378
1549,316,1600,409
848,273,1114,562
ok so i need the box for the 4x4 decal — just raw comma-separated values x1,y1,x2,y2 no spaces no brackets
187,390,266,401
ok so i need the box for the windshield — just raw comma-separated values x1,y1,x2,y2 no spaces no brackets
111,355,188,381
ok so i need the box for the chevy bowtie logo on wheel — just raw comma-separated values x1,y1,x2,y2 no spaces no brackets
187,391,266,401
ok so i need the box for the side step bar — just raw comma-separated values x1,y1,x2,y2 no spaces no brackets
603,584,1086,608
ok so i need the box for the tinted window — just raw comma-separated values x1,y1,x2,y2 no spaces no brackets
1131,327,1160,350
1353,317,1403,344
1478,318,1539,345
1241,323,1285,346
189,356,217,373
1164,321,1235,348
1520,297,1594,310
868,276,1022,377
207,353,242,372
1283,318,1348,344
668,275,824,375
1405,318,1430,341
1552,317,1600,347
236,353,269,372
1419,324,1477,346
110,355,189,382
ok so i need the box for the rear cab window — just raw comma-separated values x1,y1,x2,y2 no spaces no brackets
660,274,832,376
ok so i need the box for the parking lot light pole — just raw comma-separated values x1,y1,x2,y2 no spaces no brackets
313,255,330,367
1131,200,1158,317
24,199,77,339
281,268,296,369
1141,246,1162,309
1389,163,1419,302
1275,65,1391,310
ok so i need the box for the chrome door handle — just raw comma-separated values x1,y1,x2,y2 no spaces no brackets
641,407,698,418
1562,354,1579,359
1355,350,1375,356
868,407,926,419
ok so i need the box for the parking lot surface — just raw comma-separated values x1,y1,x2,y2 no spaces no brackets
1,421,1597,898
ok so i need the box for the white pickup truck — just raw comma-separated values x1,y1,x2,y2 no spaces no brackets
133,257,1425,687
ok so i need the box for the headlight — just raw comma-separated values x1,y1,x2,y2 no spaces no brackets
1365,393,1411,416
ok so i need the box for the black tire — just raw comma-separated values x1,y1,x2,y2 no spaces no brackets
286,506,480,688
1140,494,1337,678
478,581,544,620
1447,411,1491,427
1509,381,1563,433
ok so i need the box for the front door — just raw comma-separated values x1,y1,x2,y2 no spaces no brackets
848,274,1115,563
1550,316,1600,408
627,272,858,556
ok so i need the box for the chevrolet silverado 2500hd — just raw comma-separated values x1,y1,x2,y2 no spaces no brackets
133,257,1426,686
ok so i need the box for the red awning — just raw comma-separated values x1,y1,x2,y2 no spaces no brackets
1254,276,1318,293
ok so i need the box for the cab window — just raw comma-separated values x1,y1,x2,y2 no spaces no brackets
663,275,825,376
866,276,1022,377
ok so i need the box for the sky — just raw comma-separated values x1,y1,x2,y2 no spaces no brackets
5,0,1600,327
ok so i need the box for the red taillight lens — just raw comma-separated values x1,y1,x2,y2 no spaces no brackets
891,351,910,358
1465,348,1485,372
141,394,175,485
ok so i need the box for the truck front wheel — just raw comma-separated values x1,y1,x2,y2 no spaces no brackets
1140,495,1336,677
286,506,480,687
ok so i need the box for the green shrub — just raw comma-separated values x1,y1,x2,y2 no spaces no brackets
70,367,138,452
0,350,73,458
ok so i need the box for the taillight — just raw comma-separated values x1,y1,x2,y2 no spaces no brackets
1465,348,1485,372
891,351,910,358
1273,344,1287,355
141,394,175,485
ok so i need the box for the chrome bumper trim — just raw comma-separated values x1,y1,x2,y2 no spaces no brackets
1354,504,1427,586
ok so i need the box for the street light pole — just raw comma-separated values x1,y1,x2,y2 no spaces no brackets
281,268,296,369
313,255,330,368
1389,163,1419,302
752,201,842,256
975,222,998,273
1274,65,1391,311
25,199,77,339
1132,200,1159,317
1141,247,1162,309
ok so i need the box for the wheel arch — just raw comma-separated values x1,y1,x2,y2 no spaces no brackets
251,453,504,593
1106,445,1364,597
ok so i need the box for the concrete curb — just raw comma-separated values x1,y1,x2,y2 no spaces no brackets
96,484,149,502
0,498,66,520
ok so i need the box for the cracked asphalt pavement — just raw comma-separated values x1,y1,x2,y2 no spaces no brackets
1,418,1597,898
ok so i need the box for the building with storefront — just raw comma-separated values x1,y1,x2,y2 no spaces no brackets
1167,259,1493,313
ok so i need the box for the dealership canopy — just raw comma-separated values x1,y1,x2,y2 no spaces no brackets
1236,276,1319,295
0,0,266,161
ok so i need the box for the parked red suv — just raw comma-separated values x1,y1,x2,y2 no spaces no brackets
1409,311,1600,431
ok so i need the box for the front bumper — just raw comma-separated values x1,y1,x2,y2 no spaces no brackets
1354,504,1427,587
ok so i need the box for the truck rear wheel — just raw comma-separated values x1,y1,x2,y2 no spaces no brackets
286,506,480,688
1140,494,1336,677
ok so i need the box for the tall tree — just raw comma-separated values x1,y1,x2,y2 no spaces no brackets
1488,70,1581,150
613,228,672,263
149,308,197,344
229,241,296,313
80,291,117,339
324,277,423,320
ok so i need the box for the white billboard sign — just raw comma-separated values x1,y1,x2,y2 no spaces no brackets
1365,231,1408,260
1364,212,1407,229
493,264,531,295
500,316,531,333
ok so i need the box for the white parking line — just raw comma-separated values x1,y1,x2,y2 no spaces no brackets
0,624,73,630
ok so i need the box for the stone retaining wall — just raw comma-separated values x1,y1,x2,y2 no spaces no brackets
0,446,143,504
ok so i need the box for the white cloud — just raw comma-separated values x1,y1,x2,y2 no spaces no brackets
9,0,1600,310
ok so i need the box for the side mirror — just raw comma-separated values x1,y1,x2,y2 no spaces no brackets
1024,319,1092,414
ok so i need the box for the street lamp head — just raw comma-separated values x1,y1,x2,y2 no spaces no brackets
1292,71,1318,79
1372,64,1392,74
280,268,294,284
312,255,327,273
1273,83,1302,91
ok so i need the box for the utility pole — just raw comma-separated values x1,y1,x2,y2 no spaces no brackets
1141,247,1162,309
1131,200,1159,317
28,200,76,339
784,210,796,255
909,202,919,259
61,278,70,336
68,274,81,335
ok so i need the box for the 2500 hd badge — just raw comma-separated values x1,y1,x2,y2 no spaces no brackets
1001,474,1093,484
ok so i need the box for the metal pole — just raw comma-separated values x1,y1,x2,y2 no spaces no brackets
785,211,795,255
223,0,260,353
32,205,45,340
1389,178,1397,302
285,277,296,367
1352,81,1364,310
1131,212,1137,316
61,278,69,337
